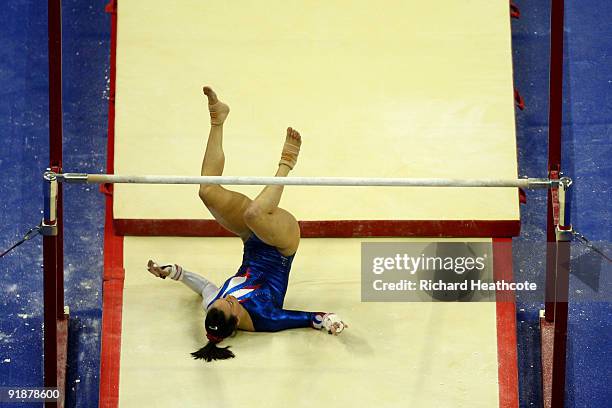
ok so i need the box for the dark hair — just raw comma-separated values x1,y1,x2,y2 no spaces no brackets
190,307,238,362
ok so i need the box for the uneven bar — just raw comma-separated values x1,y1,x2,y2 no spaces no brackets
56,173,560,189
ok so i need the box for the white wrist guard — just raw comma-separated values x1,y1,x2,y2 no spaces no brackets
322,313,345,334
162,264,183,281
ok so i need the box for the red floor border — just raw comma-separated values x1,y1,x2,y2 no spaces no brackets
493,238,520,408
114,218,521,238
99,1,122,407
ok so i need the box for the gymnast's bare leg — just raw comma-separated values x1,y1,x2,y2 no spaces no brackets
198,86,252,240
242,129,301,256
199,87,301,256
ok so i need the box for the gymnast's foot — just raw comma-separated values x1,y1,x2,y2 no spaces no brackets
203,86,230,126
279,127,301,170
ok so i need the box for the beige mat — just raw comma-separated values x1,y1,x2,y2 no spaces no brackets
119,237,499,408
113,0,518,222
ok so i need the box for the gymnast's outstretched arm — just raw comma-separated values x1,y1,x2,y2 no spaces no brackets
146,260,219,304
253,306,347,335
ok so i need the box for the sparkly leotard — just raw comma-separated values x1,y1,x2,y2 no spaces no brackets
205,234,322,332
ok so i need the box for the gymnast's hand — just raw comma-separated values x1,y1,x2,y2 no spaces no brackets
323,313,348,336
146,259,171,279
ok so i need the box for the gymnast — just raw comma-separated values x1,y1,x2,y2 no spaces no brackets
147,86,347,362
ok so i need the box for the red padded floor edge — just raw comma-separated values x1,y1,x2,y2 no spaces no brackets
99,2,123,407
115,218,521,238
493,238,520,408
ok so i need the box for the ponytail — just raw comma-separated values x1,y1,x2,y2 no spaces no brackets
190,340,235,362
191,307,238,362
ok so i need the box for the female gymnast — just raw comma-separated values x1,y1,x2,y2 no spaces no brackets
147,86,347,362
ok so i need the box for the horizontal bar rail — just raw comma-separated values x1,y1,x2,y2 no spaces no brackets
48,172,571,190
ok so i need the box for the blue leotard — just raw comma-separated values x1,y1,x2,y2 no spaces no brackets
206,234,322,332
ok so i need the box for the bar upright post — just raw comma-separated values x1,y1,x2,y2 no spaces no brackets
44,0,64,406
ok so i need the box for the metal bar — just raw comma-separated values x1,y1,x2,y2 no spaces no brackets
44,0,63,405
544,0,567,406
545,183,559,322
54,173,558,189
43,172,58,227
550,182,572,408
559,177,572,227
547,0,564,172
48,0,63,170
42,234,58,392
56,185,64,317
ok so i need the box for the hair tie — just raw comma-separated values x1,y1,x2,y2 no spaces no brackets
206,332,224,343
